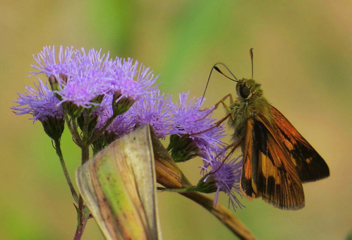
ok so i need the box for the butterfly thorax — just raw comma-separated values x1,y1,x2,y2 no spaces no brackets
229,78,273,139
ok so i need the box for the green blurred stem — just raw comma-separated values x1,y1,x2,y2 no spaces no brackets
157,186,197,193
180,192,256,240
82,112,90,142
64,112,82,146
88,113,117,145
74,145,91,240
71,117,82,144
53,139,78,203
81,145,89,165
73,196,90,240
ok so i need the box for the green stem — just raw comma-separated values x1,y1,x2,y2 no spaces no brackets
157,186,197,193
64,112,82,146
88,113,117,145
73,196,90,240
81,145,89,165
71,117,82,144
54,139,79,203
180,192,255,240
82,112,90,142
73,146,91,240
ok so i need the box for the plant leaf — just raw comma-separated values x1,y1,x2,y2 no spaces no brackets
76,125,161,240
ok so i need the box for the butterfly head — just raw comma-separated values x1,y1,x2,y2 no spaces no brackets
236,78,263,100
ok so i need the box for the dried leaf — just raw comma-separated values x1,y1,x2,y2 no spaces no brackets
76,125,161,240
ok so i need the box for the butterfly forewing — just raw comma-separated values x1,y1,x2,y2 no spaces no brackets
270,106,330,182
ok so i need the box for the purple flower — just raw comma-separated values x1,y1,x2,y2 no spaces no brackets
128,90,174,138
31,46,76,83
171,92,227,155
95,90,174,140
12,79,63,122
12,79,65,140
95,94,136,139
105,58,159,100
201,149,243,209
31,46,159,109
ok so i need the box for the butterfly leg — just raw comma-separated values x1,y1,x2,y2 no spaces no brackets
192,113,231,135
192,94,235,135
196,93,234,121
218,137,242,160
219,96,235,121
214,93,234,114
211,138,242,174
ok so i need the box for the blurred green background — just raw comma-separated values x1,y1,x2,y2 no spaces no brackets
2,1,352,239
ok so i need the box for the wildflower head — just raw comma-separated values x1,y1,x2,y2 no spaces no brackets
31,46,159,113
12,79,64,140
200,149,244,210
128,91,174,139
168,92,226,162
14,46,161,142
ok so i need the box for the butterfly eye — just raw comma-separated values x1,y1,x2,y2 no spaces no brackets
239,85,251,99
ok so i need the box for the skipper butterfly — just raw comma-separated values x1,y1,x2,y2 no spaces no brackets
209,49,330,210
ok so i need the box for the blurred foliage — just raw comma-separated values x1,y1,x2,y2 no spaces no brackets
2,1,352,239
347,231,352,240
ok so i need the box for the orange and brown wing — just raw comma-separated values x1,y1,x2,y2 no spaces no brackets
240,118,257,198
241,116,305,210
270,106,330,182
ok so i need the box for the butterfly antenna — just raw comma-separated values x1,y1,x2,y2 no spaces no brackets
200,65,217,105
200,62,238,105
250,48,254,79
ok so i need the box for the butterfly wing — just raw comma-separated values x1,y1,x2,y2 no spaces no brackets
270,106,330,182
241,115,305,210
240,118,257,198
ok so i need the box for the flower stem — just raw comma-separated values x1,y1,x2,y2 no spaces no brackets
54,139,78,203
81,145,89,165
82,111,90,142
73,146,91,240
88,113,117,145
157,186,197,193
64,112,82,146
180,192,255,240
73,196,90,240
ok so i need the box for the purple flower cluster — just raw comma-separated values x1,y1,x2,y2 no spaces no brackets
31,46,158,108
13,46,226,152
12,45,243,208
12,79,63,122
97,91,226,147
171,92,226,154
201,149,243,210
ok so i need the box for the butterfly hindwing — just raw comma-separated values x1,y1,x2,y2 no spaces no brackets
270,106,330,182
241,115,305,210
240,118,257,198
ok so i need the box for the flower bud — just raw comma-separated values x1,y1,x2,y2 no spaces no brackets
112,92,135,116
41,116,65,141
194,174,218,193
167,134,201,162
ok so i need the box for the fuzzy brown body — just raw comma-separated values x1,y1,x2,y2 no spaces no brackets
226,78,329,210
229,78,272,140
